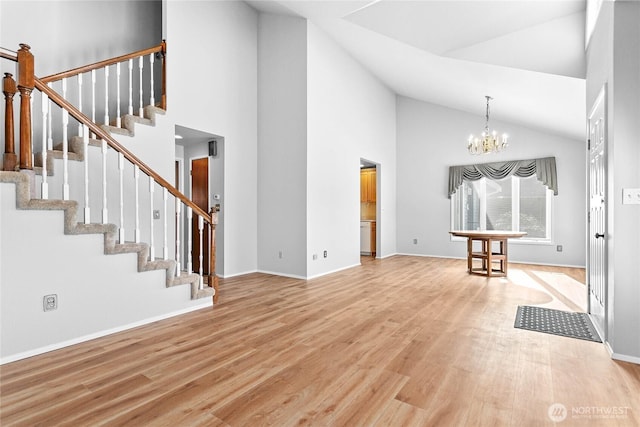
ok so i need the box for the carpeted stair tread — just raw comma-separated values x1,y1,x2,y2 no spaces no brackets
104,105,165,137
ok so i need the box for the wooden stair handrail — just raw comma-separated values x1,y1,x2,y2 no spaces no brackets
34,77,210,224
41,41,166,110
40,42,165,83
1,51,18,62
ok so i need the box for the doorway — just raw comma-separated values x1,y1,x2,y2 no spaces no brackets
175,125,225,277
360,159,379,258
587,86,607,340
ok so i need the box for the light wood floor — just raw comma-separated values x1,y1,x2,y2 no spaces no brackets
2,256,639,426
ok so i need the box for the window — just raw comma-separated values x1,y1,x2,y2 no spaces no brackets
451,175,551,241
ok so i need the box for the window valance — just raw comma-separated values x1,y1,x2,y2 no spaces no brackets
448,156,558,198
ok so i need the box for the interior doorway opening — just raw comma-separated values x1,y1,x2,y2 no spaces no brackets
175,125,225,277
360,158,379,259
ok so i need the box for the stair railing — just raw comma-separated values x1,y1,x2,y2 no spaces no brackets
1,42,218,302
40,41,166,131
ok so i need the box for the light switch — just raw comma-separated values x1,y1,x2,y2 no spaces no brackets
622,188,640,205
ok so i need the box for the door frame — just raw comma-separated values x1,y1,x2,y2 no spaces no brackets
586,84,608,341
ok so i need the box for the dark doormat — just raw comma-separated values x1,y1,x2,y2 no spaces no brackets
514,305,602,343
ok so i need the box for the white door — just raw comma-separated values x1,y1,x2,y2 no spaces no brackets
588,87,607,339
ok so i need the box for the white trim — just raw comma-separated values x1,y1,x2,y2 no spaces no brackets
610,354,640,365
598,335,640,366
0,301,213,365
256,263,363,281
175,157,184,194
219,269,258,279
305,263,361,280
257,270,307,280
375,252,399,259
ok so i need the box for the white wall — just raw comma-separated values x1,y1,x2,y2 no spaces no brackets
586,1,640,361
165,0,258,277
396,96,586,267
306,22,397,278
0,180,211,362
257,14,308,278
0,0,161,75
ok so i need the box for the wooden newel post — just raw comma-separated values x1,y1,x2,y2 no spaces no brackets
209,207,219,304
17,44,34,170
3,72,17,171
160,40,166,111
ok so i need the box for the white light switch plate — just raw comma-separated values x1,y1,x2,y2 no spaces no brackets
622,188,640,205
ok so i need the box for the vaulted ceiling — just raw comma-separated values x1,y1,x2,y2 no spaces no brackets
248,0,587,141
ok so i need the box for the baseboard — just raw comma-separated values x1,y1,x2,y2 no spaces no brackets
610,349,640,365
374,252,399,260
257,269,307,280
395,252,466,260
219,269,258,279
306,263,361,280
0,301,213,365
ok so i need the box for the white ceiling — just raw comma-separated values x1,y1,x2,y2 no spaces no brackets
248,0,587,141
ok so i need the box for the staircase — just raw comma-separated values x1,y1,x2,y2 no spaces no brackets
1,42,218,303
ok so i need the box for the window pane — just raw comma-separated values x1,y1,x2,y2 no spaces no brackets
519,175,547,238
453,180,480,230
486,178,512,230
451,174,550,241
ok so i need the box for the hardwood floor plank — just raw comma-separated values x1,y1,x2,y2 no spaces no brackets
1,256,639,426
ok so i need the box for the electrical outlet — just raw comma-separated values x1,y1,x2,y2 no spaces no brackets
43,294,58,311
413,238,418,244
323,250,328,258
557,245,563,252
278,251,283,259
622,188,640,205
153,210,160,219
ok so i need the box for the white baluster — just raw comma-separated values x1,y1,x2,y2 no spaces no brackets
101,139,108,224
41,93,49,199
62,78,69,201
83,125,90,224
77,74,83,136
186,207,193,274
198,215,204,290
149,53,155,107
104,65,110,125
47,84,53,150
128,59,133,115
118,152,125,243
163,187,168,260
91,70,96,139
175,200,181,276
138,56,144,117
149,177,155,261
116,62,121,128
134,165,140,243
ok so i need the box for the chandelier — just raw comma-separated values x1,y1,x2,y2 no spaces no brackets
467,95,508,155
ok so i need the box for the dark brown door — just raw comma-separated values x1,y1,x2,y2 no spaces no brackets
191,157,209,275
